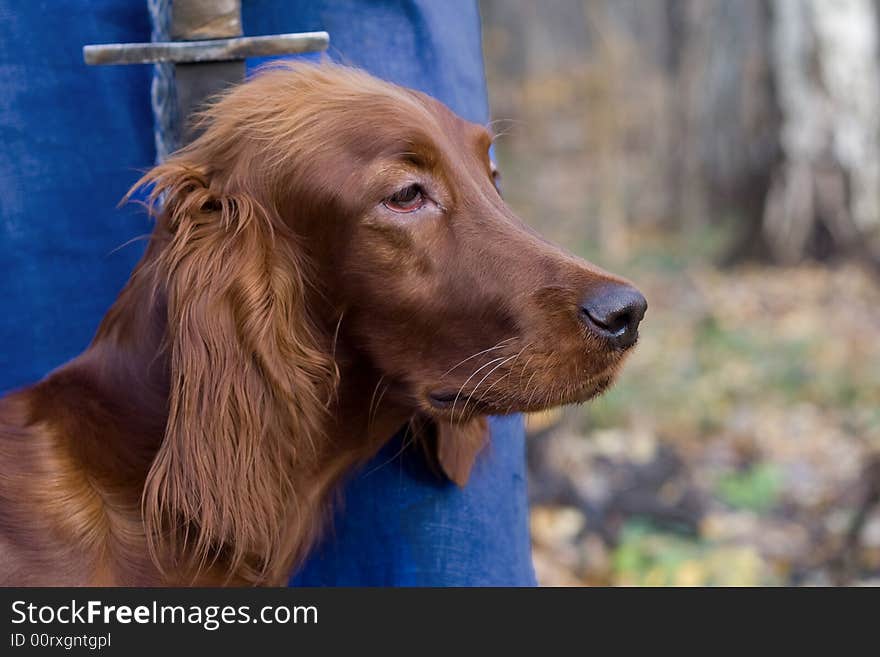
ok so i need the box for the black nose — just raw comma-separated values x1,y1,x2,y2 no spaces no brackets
579,284,647,349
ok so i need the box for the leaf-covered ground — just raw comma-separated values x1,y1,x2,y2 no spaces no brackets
527,235,880,586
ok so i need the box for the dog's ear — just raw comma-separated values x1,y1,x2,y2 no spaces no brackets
434,417,490,486
134,157,336,583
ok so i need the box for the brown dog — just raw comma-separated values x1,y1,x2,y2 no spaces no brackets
0,63,645,585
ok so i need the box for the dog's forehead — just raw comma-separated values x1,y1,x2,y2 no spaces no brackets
278,66,492,165
407,89,492,151
351,90,491,165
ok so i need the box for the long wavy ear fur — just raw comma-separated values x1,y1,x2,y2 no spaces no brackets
134,152,336,583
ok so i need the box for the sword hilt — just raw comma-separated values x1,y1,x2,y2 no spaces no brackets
83,0,330,153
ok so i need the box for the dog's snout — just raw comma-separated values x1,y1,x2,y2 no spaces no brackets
579,284,647,349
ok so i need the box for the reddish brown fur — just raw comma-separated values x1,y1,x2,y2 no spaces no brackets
0,63,641,585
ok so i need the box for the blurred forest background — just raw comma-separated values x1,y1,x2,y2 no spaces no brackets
479,0,880,585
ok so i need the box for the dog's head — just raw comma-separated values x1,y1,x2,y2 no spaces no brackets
133,63,645,579
221,65,645,416
319,89,646,420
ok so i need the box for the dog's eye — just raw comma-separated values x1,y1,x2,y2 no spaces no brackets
383,184,426,213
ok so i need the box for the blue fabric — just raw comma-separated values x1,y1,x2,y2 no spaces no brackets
0,0,535,586
291,415,533,586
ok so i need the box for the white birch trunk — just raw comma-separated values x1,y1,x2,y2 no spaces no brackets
766,0,880,261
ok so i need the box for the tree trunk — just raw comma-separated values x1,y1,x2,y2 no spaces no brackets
479,0,880,264
763,0,880,263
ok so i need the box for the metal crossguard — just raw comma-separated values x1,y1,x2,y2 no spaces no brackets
83,32,329,66
83,0,329,151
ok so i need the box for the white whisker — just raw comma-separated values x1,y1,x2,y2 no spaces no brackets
449,355,509,420
457,342,530,421
439,337,517,379
466,343,531,416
